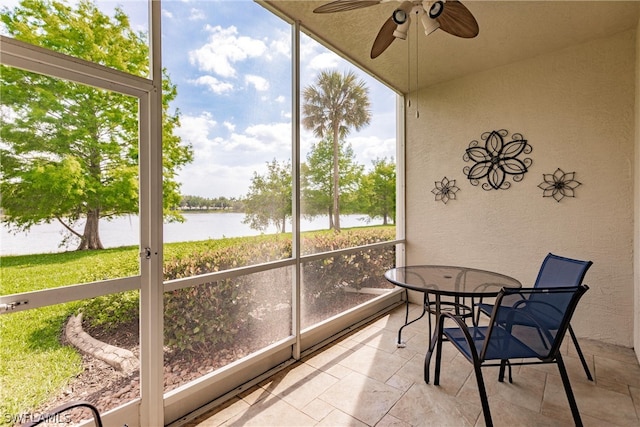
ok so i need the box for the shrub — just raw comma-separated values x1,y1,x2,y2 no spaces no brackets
82,228,395,354
163,236,291,352
301,228,396,312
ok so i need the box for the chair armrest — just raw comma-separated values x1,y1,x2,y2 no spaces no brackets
502,302,556,344
438,311,482,362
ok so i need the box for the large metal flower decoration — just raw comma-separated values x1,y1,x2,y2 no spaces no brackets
431,177,460,204
538,168,582,202
463,129,533,191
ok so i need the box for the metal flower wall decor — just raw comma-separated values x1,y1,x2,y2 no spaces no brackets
431,177,460,204
463,129,533,191
538,168,582,202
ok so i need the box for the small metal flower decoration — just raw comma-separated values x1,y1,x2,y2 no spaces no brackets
463,129,533,191
431,177,460,204
538,168,582,202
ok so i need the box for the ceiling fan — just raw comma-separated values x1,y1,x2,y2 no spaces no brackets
313,0,479,59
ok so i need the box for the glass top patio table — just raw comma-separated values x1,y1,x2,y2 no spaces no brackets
384,265,522,383
384,265,522,296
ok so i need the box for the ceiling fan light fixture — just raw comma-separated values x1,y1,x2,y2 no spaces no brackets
392,9,411,39
392,8,408,25
421,13,440,35
428,1,445,19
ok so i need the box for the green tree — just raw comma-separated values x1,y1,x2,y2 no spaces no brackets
0,0,193,250
302,70,371,231
358,157,396,225
243,159,292,233
301,136,363,228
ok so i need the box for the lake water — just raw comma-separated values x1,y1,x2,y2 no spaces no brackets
0,212,382,256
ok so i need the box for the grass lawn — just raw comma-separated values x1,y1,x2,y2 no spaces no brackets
0,247,140,423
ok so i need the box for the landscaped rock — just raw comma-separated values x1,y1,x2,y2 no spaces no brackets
65,313,139,374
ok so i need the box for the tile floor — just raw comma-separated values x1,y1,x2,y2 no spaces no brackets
186,303,640,426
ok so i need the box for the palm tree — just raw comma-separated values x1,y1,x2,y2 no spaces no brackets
302,70,371,231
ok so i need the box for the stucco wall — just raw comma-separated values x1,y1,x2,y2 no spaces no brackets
405,30,636,346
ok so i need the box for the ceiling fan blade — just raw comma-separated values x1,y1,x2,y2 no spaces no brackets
370,17,397,59
435,0,479,38
313,0,382,14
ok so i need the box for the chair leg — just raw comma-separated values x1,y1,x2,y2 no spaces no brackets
498,360,513,383
568,324,593,381
474,364,493,427
557,354,583,427
434,319,444,386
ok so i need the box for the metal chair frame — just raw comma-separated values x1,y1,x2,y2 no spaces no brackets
436,286,589,427
475,253,593,380
22,400,103,427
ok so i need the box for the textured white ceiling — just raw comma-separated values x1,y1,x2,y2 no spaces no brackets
259,1,640,94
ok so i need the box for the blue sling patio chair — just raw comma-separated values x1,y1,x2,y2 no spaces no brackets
435,285,589,427
475,253,593,380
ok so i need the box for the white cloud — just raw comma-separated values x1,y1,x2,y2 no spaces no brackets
162,9,173,19
222,122,290,153
349,135,396,169
189,75,234,94
176,115,292,197
175,112,218,148
189,25,267,78
188,8,205,20
266,29,292,60
275,95,285,103
307,52,340,71
245,75,269,91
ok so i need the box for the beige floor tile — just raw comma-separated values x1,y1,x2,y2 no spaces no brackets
543,371,639,426
394,353,429,384
630,385,640,421
325,362,356,379
386,373,415,392
370,305,425,334
223,394,316,426
429,352,474,397
238,385,271,405
339,343,408,383
259,361,338,409
473,395,566,427
375,413,412,427
188,397,250,426
303,341,354,372
594,354,640,388
360,326,407,355
301,398,334,421
319,371,404,425
520,352,595,385
315,409,369,427
570,338,638,366
401,331,431,356
348,324,386,344
389,382,481,426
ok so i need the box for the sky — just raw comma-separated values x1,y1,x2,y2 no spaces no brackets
2,0,398,199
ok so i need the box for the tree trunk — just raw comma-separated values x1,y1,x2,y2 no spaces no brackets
332,127,341,232
328,206,334,229
77,208,104,250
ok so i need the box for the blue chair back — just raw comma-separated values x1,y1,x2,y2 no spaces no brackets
480,286,588,362
534,253,592,288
